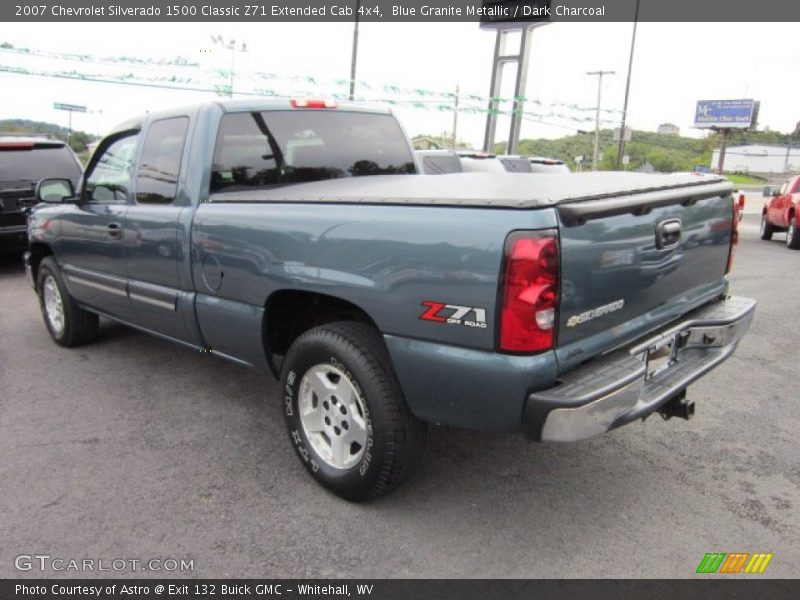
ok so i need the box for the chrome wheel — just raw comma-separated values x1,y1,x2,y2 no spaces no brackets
787,220,796,247
298,363,368,470
760,214,767,236
42,274,65,335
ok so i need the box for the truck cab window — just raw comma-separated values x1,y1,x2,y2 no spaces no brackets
136,117,189,204
210,110,415,193
84,134,138,204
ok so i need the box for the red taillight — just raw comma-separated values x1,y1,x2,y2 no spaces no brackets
290,98,337,109
726,197,739,274
499,231,559,353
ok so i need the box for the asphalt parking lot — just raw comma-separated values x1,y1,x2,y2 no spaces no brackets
1,213,798,579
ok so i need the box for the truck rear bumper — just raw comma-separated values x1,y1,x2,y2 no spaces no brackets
525,295,756,442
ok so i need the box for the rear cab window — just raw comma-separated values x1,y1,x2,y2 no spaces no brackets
0,143,82,185
210,110,415,193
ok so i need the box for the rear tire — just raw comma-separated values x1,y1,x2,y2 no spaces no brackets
280,321,427,501
760,213,774,240
37,257,99,347
786,217,800,250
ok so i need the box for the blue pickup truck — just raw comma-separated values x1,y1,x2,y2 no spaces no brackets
25,99,755,500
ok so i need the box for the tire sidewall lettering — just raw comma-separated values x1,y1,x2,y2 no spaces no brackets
285,354,374,479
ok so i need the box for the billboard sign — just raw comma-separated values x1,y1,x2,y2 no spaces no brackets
479,0,551,30
694,99,756,129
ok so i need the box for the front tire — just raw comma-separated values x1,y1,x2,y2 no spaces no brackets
786,217,800,250
760,213,774,240
37,257,99,347
280,321,427,501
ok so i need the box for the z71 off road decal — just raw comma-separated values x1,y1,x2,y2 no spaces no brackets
419,301,487,329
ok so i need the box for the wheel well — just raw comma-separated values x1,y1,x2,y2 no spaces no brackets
28,242,53,287
264,290,381,374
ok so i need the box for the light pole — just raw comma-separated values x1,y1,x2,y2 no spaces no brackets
451,84,460,150
616,0,640,170
349,0,361,100
89,109,103,137
587,70,615,171
211,35,247,97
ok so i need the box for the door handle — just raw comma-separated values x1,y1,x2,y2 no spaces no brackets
655,219,682,249
107,222,122,238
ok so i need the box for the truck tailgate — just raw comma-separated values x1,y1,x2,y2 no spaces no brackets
555,188,734,373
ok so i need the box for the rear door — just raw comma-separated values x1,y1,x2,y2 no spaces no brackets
124,116,198,343
57,132,138,321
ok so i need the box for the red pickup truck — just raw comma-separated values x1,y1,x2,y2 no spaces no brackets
761,175,800,249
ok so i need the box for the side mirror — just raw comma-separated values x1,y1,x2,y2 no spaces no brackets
35,178,75,204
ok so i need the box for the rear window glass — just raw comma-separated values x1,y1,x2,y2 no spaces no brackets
211,111,415,193
0,144,82,183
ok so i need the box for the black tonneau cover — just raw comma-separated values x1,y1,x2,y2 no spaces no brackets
209,172,731,217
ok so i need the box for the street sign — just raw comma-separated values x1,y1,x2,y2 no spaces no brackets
574,155,584,164
694,99,756,129
53,102,87,113
622,155,630,165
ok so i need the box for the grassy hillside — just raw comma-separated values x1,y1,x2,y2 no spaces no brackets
493,128,793,173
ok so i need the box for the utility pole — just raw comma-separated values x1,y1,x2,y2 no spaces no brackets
616,0,640,169
587,70,614,171
451,84,460,150
349,0,361,100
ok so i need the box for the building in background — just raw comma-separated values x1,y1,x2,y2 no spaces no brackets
657,123,680,136
711,144,800,174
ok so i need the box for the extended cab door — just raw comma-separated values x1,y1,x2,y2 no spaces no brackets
123,116,200,344
57,131,138,321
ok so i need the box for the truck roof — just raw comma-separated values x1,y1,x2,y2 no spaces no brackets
210,172,732,211
108,99,393,135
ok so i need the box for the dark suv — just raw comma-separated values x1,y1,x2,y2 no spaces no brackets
0,136,83,253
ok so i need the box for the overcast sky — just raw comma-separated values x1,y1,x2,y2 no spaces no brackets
0,21,797,146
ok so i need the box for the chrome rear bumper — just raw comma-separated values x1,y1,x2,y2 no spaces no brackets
525,296,756,442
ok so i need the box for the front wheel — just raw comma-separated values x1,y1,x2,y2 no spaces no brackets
280,321,427,501
786,217,800,250
760,213,774,240
37,257,99,347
